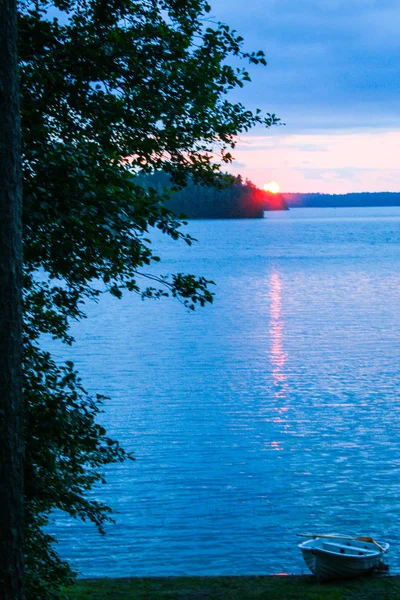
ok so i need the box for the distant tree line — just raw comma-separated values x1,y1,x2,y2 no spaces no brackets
137,171,288,219
284,192,400,208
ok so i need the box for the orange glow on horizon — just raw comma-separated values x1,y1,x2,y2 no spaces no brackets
263,181,280,194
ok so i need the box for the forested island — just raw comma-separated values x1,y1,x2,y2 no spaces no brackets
138,171,288,218
283,192,400,208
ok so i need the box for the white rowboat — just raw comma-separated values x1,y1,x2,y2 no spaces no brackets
298,535,389,581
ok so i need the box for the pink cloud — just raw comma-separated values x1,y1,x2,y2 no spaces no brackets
227,130,400,193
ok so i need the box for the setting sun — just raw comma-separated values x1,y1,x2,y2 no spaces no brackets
264,181,280,194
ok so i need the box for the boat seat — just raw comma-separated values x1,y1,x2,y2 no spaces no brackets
322,541,375,555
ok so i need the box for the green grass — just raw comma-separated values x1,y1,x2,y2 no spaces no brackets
65,575,400,600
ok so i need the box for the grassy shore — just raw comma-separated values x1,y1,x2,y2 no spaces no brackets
66,575,400,599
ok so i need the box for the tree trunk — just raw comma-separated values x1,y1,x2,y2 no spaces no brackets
0,0,24,598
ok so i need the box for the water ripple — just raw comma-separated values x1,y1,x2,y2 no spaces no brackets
48,208,400,576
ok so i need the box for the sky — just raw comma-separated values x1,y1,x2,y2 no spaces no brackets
210,0,400,193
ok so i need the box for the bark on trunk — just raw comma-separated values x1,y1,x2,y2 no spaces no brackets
0,0,24,598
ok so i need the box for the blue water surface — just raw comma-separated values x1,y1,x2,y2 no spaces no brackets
48,207,400,576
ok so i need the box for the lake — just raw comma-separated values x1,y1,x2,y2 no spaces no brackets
48,207,400,577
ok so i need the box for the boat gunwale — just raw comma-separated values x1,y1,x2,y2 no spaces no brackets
298,539,389,561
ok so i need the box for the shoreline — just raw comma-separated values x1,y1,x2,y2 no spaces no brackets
67,574,400,599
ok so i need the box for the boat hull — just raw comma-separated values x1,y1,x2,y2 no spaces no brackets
299,538,389,582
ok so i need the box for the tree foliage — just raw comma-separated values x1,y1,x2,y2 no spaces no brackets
19,0,279,597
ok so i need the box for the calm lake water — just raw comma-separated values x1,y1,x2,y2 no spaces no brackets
49,207,400,577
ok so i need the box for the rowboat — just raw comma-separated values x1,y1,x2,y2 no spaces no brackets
298,534,389,581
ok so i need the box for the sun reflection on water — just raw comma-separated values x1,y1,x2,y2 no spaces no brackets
269,271,288,401
268,271,291,449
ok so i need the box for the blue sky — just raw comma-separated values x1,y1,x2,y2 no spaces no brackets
211,0,400,192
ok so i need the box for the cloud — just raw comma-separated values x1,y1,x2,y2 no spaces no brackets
211,0,400,131
226,130,400,192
